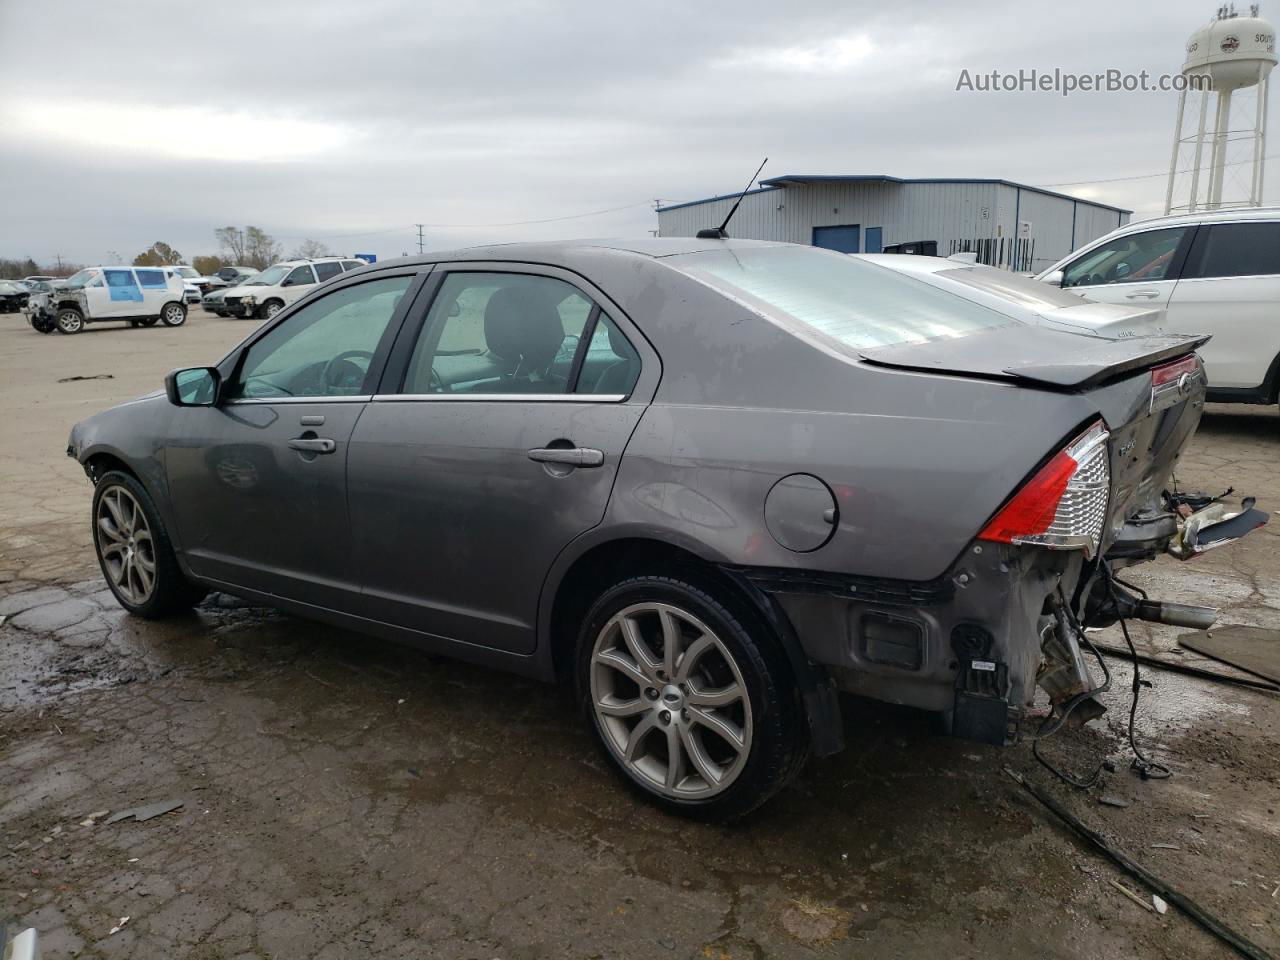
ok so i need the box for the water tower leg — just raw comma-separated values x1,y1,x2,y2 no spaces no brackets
1189,88,1211,212
1253,65,1269,205
1208,87,1233,209
1166,87,1188,214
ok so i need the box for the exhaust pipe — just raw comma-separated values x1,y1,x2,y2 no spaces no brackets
1131,600,1219,630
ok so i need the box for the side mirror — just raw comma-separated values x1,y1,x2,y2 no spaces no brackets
1042,269,1064,287
165,366,221,407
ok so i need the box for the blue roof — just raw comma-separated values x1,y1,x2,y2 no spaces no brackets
658,174,1131,215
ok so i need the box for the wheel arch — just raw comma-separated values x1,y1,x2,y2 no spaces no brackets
540,530,845,757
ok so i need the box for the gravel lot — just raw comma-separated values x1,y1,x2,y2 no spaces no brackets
1,307,1277,959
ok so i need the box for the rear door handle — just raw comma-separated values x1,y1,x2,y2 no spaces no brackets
528,447,604,468
1125,290,1160,300
288,437,336,454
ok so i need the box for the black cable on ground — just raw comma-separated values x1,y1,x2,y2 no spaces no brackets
1004,766,1274,960
1090,641,1280,693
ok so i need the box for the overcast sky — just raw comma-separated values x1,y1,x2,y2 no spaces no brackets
1,0,1275,266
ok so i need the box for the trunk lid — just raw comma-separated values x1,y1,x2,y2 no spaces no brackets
858,325,1209,390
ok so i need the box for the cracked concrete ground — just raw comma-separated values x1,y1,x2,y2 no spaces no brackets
1,310,1278,958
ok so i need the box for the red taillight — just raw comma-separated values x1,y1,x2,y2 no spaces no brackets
1150,354,1197,387
978,449,1077,543
978,421,1111,555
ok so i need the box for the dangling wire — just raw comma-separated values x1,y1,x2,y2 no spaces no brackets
1104,563,1172,781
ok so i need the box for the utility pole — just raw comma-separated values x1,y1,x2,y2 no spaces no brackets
415,224,425,255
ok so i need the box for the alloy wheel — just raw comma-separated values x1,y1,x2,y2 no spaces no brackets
590,602,753,799
57,310,83,333
265,301,282,318
95,485,157,604
162,303,185,325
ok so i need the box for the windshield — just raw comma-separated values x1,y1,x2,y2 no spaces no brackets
173,266,199,278
63,268,98,289
248,265,288,285
672,246,1017,350
933,266,1087,310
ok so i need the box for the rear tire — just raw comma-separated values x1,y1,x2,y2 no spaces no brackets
160,302,186,326
56,307,84,334
92,470,207,618
576,575,807,821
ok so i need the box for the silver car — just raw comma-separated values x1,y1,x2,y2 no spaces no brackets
67,239,1265,819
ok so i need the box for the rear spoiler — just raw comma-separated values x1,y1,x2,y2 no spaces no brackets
860,327,1211,390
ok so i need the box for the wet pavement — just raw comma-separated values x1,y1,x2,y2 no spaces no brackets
1,312,1278,958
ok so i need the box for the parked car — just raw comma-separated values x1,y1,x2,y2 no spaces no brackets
0,279,30,313
29,266,187,333
861,254,1171,338
22,275,55,283
218,257,369,319
1038,207,1280,408
67,240,1265,819
201,288,231,317
206,266,259,290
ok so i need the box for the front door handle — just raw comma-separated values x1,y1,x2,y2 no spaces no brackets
528,446,604,468
288,437,336,454
1125,290,1160,300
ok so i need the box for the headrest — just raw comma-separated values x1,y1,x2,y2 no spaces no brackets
483,286,565,371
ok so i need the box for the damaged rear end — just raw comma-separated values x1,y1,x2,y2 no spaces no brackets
840,330,1268,743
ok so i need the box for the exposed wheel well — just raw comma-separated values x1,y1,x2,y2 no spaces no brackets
84,452,138,486
549,538,771,681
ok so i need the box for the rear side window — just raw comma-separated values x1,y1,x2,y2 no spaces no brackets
673,246,1016,350
104,269,143,302
135,269,167,288
1183,222,1280,279
314,261,342,281
576,313,640,396
342,260,367,271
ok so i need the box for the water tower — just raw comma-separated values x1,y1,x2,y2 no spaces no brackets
1165,4,1276,213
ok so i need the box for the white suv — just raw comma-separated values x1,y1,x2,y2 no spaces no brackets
219,257,369,319
1039,208,1280,406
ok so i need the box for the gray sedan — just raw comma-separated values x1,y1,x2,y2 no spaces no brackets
67,239,1265,819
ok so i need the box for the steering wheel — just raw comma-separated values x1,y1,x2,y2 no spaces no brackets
322,350,375,392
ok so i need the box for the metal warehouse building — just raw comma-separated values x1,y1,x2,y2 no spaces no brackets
656,174,1131,273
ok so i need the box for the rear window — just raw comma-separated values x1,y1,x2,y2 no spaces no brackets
672,246,1017,350
934,266,1086,309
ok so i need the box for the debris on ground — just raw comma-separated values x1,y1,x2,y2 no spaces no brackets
1099,795,1131,808
779,898,851,946
57,374,115,383
79,809,109,827
1110,879,1155,912
108,916,130,935
1154,895,1169,915
104,799,183,824
1178,625,1280,686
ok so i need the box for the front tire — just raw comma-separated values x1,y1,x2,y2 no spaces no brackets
160,302,186,326
577,575,807,821
258,299,284,320
56,307,84,334
92,471,206,618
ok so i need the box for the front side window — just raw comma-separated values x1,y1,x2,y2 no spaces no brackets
284,265,316,287
227,276,412,400
1062,227,1188,288
403,272,597,395
672,246,1015,350
314,261,343,282
1183,222,1280,279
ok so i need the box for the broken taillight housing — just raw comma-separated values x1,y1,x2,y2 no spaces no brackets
978,421,1110,557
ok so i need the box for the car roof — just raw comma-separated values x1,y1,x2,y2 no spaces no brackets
352,237,791,274
1110,206,1280,232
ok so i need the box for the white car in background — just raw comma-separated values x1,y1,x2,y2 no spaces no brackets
218,256,369,319
27,266,187,333
1038,207,1280,408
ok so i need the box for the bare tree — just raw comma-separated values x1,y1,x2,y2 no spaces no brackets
215,226,249,264
245,227,282,270
290,238,332,259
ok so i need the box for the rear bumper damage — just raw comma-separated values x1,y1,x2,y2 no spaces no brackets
731,492,1268,749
